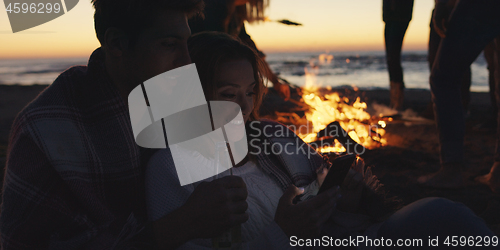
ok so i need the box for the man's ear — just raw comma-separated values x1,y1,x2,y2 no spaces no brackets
102,27,129,57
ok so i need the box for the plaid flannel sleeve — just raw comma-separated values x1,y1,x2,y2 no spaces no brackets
0,117,95,249
1,117,152,249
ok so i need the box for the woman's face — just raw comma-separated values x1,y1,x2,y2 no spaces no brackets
215,59,256,124
212,59,256,143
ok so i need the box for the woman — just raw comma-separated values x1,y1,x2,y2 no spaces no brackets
146,32,497,249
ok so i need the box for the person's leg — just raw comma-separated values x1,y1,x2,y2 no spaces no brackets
419,0,500,188
377,197,497,249
428,10,440,71
420,10,442,120
428,9,472,118
476,37,500,193
475,41,498,130
485,41,497,118
385,21,409,110
460,67,472,112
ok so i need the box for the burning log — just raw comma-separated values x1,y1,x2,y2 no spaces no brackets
312,121,367,155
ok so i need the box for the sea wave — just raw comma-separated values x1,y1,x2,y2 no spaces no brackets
0,52,490,92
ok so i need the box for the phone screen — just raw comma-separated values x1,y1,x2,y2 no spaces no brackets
317,154,356,194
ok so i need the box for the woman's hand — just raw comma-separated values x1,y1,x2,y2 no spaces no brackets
153,175,248,249
274,185,341,238
336,158,364,213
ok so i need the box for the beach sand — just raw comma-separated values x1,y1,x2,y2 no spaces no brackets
0,84,499,235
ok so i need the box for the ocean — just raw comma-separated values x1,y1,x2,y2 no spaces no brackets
0,51,491,92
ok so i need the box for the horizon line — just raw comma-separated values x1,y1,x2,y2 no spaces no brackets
0,49,429,60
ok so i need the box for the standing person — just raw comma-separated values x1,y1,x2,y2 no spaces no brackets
0,0,206,248
190,0,291,101
383,0,414,111
426,0,497,125
417,0,500,190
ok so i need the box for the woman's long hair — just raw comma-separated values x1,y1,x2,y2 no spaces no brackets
188,31,268,121
224,0,268,36
233,0,269,23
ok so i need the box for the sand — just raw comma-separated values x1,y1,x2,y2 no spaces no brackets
0,84,499,235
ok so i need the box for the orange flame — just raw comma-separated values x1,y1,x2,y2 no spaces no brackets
291,54,386,153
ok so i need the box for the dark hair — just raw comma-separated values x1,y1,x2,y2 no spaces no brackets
188,31,268,121
224,0,269,36
236,0,269,23
91,0,204,46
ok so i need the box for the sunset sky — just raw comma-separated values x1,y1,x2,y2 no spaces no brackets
0,0,435,59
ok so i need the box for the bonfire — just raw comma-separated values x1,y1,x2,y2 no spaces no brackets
274,54,387,154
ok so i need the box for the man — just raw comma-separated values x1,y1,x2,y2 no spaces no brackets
0,0,250,248
418,0,500,191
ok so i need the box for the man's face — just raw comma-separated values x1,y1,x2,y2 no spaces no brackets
122,9,192,89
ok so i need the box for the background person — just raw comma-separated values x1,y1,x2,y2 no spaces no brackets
418,0,500,191
382,0,414,111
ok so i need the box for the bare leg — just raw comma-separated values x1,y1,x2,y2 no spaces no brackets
475,36,500,193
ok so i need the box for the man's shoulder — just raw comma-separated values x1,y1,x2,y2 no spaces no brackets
12,65,94,130
24,66,87,107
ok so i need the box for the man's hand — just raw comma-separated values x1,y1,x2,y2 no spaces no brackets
153,175,249,249
275,185,341,238
183,175,249,239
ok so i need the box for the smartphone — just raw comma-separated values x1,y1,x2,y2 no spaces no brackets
317,154,356,194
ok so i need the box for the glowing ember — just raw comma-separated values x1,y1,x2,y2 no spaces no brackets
378,121,387,128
